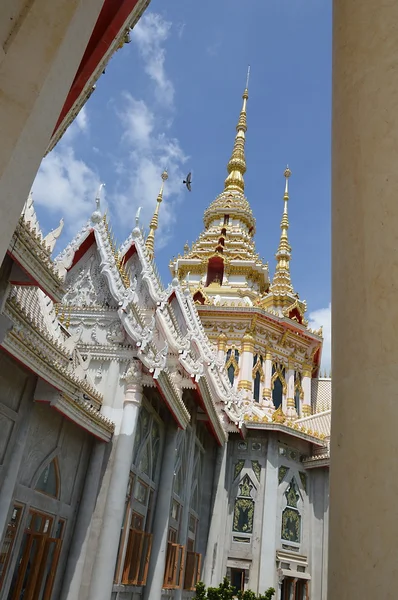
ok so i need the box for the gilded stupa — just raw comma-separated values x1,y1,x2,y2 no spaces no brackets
170,71,323,419
170,68,269,307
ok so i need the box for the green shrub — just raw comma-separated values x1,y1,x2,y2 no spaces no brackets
194,580,275,600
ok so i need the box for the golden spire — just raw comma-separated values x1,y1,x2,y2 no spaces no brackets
224,66,250,194
271,167,294,293
145,170,168,259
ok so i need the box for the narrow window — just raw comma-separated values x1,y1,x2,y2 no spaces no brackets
35,458,60,499
281,479,301,544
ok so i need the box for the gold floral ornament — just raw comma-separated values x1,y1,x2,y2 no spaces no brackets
272,405,286,424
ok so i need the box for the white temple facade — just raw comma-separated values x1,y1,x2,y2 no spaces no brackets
0,84,331,600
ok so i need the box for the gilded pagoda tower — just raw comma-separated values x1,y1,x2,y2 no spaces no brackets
170,78,323,421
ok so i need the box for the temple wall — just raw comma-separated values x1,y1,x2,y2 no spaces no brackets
221,431,327,598
0,349,94,600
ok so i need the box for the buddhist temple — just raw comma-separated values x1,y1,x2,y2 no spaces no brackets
0,80,330,600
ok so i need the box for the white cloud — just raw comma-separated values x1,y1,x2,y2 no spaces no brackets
308,303,331,374
75,106,89,132
32,144,102,235
119,96,154,147
131,13,174,107
114,93,188,246
176,22,186,39
62,106,89,144
32,11,186,254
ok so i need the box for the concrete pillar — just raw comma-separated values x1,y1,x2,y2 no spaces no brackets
60,440,105,600
285,365,296,419
0,376,34,541
237,332,254,399
258,436,278,593
203,443,228,587
87,360,143,600
301,365,311,417
142,423,178,600
329,1,398,597
0,0,104,263
174,420,197,600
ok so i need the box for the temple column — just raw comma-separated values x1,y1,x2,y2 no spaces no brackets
285,363,296,420
0,0,105,263
237,332,254,399
203,443,228,587
174,420,196,600
329,1,398,598
87,360,143,600
262,351,273,409
217,332,227,364
301,364,312,417
142,422,178,600
60,440,105,600
258,435,278,592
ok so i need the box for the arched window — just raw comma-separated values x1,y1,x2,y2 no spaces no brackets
281,478,301,543
206,256,224,287
35,458,60,498
233,475,255,534
272,363,286,409
226,348,239,385
193,290,206,305
252,354,264,402
117,403,163,587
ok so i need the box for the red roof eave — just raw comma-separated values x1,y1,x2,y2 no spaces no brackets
52,0,142,140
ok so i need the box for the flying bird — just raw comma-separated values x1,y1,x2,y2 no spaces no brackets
183,172,192,192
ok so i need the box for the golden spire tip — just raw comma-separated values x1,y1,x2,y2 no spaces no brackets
284,166,291,197
245,65,251,90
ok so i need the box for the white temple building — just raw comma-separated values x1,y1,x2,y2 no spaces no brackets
0,81,330,600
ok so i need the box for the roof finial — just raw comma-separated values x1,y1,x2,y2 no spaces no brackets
92,183,105,223
145,170,168,260
271,166,294,294
135,206,142,227
96,183,105,211
223,67,250,194
246,65,251,90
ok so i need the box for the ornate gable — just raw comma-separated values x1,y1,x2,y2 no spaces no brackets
63,244,117,309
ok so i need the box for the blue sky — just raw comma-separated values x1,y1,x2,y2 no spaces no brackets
32,0,332,369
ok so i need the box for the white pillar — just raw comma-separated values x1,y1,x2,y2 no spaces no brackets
285,365,296,420
217,332,227,364
60,440,105,600
301,364,312,417
237,332,254,399
0,377,34,541
174,420,197,600
203,443,228,587
87,360,143,600
0,0,107,263
262,351,274,409
258,435,278,593
329,1,398,598
142,423,178,600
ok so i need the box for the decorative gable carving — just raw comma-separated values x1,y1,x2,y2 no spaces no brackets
63,245,117,308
